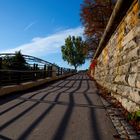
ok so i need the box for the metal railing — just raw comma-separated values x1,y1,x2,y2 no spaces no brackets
0,53,76,86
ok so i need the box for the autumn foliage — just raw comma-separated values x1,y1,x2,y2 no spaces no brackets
80,0,116,58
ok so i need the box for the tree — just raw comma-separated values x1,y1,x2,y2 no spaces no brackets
11,51,27,70
80,0,116,58
61,36,87,70
2,55,13,69
2,51,29,70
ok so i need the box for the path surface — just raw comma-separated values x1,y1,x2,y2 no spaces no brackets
0,73,117,140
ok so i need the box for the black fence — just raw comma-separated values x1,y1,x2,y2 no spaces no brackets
0,53,76,86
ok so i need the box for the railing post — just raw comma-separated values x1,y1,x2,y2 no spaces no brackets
61,67,63,75
36,64,38,70
68,69,70,74
57,67,60,76
17,71,21,84
36,64,38,79
0,57,2,86
0,57,2,69
52,66,57,78
47,65,52,77
44,64,46,78
47,66,49,77
33,63,36,70
50,66,52,77
33,63,36,80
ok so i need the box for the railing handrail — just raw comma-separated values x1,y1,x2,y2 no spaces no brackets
0,53,74,70
0,53,76,86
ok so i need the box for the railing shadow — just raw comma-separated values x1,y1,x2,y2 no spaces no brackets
17,97,106,109
17,76,78,140
1,73,102,140
0,78,66,105
0,76,74,132
83,75,101,140
52,75,82,140
0,79,68,115
0,134,12,140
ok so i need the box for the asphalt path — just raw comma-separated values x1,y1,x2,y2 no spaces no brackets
0,73,117,140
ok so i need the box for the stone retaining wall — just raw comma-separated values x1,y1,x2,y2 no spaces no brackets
94,1,140,112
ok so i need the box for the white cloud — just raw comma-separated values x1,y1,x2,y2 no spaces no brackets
24,21,36,31
1,26,84,57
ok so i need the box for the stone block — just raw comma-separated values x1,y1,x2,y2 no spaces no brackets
130,88,140,103
136,73,140,88
118,64,130,75
120,85,131,96
116,85,126,94
122,27,136,47
135,25,140,36
111,84,118,92
114,75,128,85
130,60,138,74
125,101,136,112
111,86,139,111
138,60,140,73
128,73,137,87
121,98,130,110
126,47,139,62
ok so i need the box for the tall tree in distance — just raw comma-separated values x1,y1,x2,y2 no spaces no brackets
80,0,116,58
61,36,87,70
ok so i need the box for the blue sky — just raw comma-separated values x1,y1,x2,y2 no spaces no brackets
0,0,90,70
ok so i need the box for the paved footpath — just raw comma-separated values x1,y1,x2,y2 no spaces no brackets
0,73,117,140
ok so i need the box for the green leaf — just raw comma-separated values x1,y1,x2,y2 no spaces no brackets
136,110,140,117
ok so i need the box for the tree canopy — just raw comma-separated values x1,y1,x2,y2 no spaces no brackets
2,51,28,70
61,36,87,70
80,0,116,58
